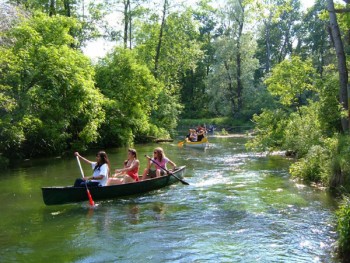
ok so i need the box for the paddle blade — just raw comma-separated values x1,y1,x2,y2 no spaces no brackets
86,189,95,206
181,180,190,185
177,141,184,147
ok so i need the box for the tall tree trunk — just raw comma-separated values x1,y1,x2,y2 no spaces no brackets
123,0,130,49
64,0,71,17
224,61,236,116
235,0,244,113
49,0,56,16
327,0,349,132
278,20,292,63
154,0,168,79
264,17,272,73
236,21,243,112
82,0,85,20
129,14,132,49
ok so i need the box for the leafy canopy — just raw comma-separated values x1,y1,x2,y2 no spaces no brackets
0,12,105,160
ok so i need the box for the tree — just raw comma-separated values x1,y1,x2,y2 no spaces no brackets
7,0,102,48
264,56,317,115
179,0,218,118
0,12,105,162
296,0,330,75
134,7,203,129
205,0,259,117
95,47,163,145
327,0,349,132
255,0,302,77
99,0,149,49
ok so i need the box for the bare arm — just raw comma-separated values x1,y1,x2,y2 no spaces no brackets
167,159,176,170
115,160,140,173
74,152,93,165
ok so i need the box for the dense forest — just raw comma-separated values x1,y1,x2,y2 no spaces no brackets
1,0,350,260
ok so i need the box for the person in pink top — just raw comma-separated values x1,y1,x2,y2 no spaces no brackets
107,148,140,185
141,147,176,180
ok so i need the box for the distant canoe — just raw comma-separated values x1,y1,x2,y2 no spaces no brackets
42,166,186,205
184,137,209,149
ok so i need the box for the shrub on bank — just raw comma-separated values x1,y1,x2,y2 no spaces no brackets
289,145,329,184
337,196,350,261
289,135,350,189
283,104,323,158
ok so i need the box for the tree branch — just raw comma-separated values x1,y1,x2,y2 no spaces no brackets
335,8,350,13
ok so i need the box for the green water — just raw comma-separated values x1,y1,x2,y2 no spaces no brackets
0,136,339,262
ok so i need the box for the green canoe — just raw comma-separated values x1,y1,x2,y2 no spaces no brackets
42,166,186,205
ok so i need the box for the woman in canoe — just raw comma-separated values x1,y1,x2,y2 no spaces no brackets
74,151,111,187
141,147,176,180
107,148,140,185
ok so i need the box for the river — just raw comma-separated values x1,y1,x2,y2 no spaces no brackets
0,135,339,262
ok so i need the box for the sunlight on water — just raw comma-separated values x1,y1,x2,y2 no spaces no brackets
0,136,340,262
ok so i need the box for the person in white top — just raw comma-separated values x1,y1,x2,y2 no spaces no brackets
74,151,110,187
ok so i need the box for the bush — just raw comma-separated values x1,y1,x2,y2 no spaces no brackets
245,109,288,152
326,135,350,190
289,145,329,184
289,135,350,189
337,196,350,261
283,103,323,158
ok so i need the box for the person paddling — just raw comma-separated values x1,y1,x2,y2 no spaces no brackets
73,151,110,187
141,147,176,180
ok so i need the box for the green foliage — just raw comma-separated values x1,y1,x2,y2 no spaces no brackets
333,1,350,39
296,0,330,73
283,103,323,157
317,66,343,134
220,128,228,135
179,2,218,118
289,144,329,184
135,9,203,85
95,47,162,146
289,134,350,188
264,56,317,112
0,12,105,162
178,117,253,131
7,0,101,48
337,196,350,260
241,83,276,120
150,88,183,135
254,0,302,76
134,9,202,132
246,109,289,152
326,135,350,190
206,29,259,116
248,55,332,158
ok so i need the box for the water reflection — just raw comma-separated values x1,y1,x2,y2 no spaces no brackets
0,136,340,262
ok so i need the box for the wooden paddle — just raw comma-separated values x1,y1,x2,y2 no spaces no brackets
177,141,185,147
145,155,189,185
76,155,95,206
